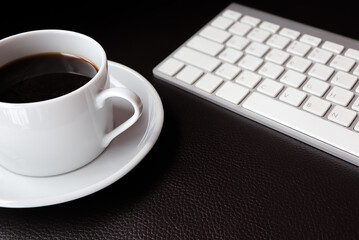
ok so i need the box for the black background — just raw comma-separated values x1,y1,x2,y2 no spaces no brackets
1,0,359,239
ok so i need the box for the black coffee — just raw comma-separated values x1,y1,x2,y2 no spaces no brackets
0,53,98,103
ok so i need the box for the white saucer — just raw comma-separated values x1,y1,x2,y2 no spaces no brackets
0,61,164,208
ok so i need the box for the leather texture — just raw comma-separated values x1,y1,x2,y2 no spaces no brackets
1,1,359,239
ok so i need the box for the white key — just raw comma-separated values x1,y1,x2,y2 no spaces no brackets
187,36,224,56
279,87,307,106
352,97,359,111
355,122,359,132
240,15,260,26
286,56,312,73
326,86,354,106
286,41,311,57
228,22,252,36
158,58,184,76
235,70,262,89
345,48,359,61
245,42,269,57
195,73,223,93
215,63,240,80
259,21,280,33
303,96,331,116
200,26,231,43
257,78,284,97
218,48,243,64
302,77,330,97
243,92,359,159
211,16,234,29
279,27,300,40
237,54,263,71
226,35,250,50
174,47,221,72
247,28,271,42
265,49,290,65
176,65,203,84
328,106,357,127
299,34,321,47
331,71,358,90
266,34,290,49
258,62,284,79
353,65,359,76
308,63,334,81
322,41,344,54
280,70,306,88
307,48,333,64
330,55,355,72
215,81,249,104
222,9,242,20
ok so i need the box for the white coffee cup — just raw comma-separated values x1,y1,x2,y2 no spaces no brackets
0,30,143,177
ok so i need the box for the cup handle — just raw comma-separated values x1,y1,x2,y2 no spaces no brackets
95,87,143,147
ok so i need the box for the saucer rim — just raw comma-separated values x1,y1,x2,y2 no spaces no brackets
0,60,164,208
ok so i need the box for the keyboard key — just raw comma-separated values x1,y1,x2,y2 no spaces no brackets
321,41,344,54
299,34,321,46
345,48,359,61
258,62,284,79
330,55,355,72
331,71,357,90
235,70,262,88
279,87,307,107
215,63,240,80
266,34,290,49
174,47,221,72
240,15,260,26
265,49,290,65
328,105,356,127
187,36,224,56
280,70,306,88
245,42,269,57
226,35,250,50
352,97,359,111
326,86,354,106
247,28,271,42
158,58,184,76
259,21,280,33
200,26,231,43
355,122,359,132
237,54,263,71
279,27,300,40
307,48,333,64
286,56,312,72
211,16,234,29
176,65,203,84
222,9,242,20
353,65,359,76
218,47,243,63
228,22,252,36
308,63,334,81
195,73,223,93
286,41,311,57
303,96,331,116
257,78,284,97
215,81,249,104
303,77,330,97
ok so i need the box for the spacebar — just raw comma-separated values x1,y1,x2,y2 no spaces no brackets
242,92,359,158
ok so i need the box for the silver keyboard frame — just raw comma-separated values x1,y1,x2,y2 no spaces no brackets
153,3,359,166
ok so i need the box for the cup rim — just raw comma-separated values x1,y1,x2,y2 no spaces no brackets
0,29,107,107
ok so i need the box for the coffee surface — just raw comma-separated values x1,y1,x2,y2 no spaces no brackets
0,53,98,103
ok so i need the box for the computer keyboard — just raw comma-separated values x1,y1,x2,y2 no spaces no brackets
152,3,359,166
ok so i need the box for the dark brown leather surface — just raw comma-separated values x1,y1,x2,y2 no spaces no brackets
1,1,359,239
